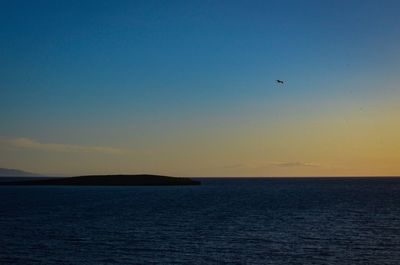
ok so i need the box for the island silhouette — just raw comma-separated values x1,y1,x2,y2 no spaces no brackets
0,174,200,186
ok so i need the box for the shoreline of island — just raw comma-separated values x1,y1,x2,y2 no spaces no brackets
0,174,201,186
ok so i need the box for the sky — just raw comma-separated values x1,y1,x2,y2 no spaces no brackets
1,0,399,176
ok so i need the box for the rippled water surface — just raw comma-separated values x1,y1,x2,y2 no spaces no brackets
1,178,400,264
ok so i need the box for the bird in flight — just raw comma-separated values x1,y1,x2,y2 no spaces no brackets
276,80,284,84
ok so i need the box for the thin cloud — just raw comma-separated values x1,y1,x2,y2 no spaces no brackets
223,163,246,169
224,161,320,169
0,137,126,155
269,161,320,168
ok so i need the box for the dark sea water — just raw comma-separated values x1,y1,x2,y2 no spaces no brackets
1,178,400,264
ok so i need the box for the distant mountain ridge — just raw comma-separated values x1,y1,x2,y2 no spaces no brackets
0,174,201,186
0,168,41,177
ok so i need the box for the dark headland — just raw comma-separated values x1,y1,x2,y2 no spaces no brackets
0,174,200,186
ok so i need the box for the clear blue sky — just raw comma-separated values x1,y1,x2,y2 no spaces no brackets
1,0,400,176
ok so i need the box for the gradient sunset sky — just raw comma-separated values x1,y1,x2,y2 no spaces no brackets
1,0,399,176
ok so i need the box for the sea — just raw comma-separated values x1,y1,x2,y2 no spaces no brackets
1,177,400,264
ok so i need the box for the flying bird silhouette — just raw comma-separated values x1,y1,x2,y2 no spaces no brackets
276,80,284,84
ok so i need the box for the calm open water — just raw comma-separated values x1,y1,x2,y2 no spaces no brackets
1,178,400,264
